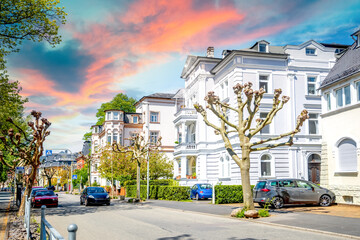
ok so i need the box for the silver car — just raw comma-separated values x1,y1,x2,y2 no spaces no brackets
253,178,336,209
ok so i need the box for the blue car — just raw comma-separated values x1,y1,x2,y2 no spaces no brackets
190,183,213,200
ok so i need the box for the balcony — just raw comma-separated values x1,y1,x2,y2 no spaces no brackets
174,108,197,123
174,143,197,155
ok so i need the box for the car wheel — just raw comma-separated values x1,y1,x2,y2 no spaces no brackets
85,199,89,206
106,202,110,206
195,194,199,201
319,195,331,207
272,197,284,209
258,203,265,208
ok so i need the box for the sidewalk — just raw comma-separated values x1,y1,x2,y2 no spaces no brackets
145,200,360,238
0,192,12,240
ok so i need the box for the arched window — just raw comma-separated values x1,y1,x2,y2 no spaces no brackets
107,130,112,144
226,155,231,177
338,138,358,171
220,157,224,177
261,154,272,176
113,131,118,143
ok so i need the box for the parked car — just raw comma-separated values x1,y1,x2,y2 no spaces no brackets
32,190,58,208
190,183,212,200
253,178,336,209
30,187,47,198
80,187,110,206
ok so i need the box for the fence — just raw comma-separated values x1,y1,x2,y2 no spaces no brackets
40,205,78,240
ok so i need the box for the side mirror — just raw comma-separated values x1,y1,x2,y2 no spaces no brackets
56,194,58,196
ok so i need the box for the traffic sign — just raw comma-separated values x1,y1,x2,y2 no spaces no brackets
72,175,78,180
15,167,25,174
45,150,52,156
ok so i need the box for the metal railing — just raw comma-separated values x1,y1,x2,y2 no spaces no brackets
40,205,78,240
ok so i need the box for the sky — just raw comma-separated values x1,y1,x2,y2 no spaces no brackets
5,0,360,153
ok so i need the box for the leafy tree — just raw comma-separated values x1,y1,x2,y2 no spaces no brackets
98,145,136,184
96,93,137,125
0,0,67,62
140,151,173,180
72,166,88,188
194,83,308,210
83,131,92,141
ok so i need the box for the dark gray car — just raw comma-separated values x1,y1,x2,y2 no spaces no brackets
253,178,336,209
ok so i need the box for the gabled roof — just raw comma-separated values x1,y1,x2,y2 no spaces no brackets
320,42,360,89
180,55,221,79
249,40,270,49
135,92,176,106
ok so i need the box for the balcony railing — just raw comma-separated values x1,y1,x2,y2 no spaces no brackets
175,108,197,118
174,142,197,151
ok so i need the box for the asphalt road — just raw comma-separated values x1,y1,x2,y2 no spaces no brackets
31,193,352,240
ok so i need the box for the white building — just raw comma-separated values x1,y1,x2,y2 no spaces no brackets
320,29,360,205
90,93,179,185
174,41,347,186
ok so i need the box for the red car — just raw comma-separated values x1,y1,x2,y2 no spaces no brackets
32,190,58,208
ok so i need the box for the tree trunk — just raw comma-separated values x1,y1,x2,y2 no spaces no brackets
47,177,52,186
18,166,38,216
240,148,255,210
136,161,140,200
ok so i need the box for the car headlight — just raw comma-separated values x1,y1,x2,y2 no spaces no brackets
106,195,110,199
88,195,94,198
53,198,57,201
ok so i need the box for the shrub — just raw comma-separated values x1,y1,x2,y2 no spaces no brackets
91,181,100,187
258,209,270,217
215,185,255,204
126,185,190,201
124,179,175,186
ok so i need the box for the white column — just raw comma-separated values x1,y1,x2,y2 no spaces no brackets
181,156,187,178
181,122,186,143
173,159,179,178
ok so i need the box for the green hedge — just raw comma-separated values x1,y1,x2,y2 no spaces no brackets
124,179,175,186
125,185,190,201
214,185,255,204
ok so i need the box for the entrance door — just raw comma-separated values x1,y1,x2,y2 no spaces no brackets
308,154,321,184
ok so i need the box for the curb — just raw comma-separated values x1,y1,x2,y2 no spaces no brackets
149,204,360,240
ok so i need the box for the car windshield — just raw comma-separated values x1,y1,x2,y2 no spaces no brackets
87,188,106,193
35,191,55,196
199,184,212,189
254,181,266,190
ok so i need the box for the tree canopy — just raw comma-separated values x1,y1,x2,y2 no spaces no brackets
96,93,137,125
0,0,67,62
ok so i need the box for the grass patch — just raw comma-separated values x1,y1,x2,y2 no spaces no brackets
236,207,247,218
258,209,270,217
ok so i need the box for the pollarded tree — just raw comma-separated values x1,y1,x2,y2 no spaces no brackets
0,111,51,216
42,167,58,187
194,82,308,210
112,134,161,201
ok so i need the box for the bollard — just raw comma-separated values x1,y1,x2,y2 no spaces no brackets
40,205,46,240
68,224,78,240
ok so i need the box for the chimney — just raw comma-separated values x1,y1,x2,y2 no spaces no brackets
207,46,214,58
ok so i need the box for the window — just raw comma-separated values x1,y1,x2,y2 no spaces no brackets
357,82,360,102
260,154,271,176
325,93,331,111
308,113,319,134
107,131,111,144
113,112,119,120
306,48,316,55
133,116,138,123
119,133,123,145
259,43,267,52
307,76,316,95
336,85,351,108
220,157,224,177
259,75,269,93
94,164,98,172
150,112,159,123
338,138,358,172
106,112,111,120
224,81,228,98
178,133,182,143
336,88,343,107
278,180,295,187
149,131,159,144
260,112,270,134
226,155,231,177
113,132,118,143
296,181,313,189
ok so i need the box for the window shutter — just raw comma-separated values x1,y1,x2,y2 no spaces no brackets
338,139,358,171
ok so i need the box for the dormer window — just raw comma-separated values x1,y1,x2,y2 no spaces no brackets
259,43,267,53
106,112,111,120
306,48,316,55
133,116,138,124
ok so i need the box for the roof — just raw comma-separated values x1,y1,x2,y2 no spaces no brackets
135,93,176,106
241,45,285,54
320,41,360,89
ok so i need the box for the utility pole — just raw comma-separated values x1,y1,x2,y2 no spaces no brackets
146,149,150,200
70,163,73,194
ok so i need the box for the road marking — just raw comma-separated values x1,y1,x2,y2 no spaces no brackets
0,200,11,240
